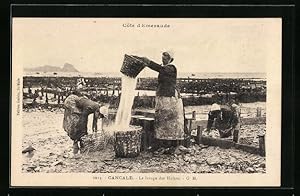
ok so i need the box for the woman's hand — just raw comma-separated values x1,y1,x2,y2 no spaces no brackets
141,57,151,65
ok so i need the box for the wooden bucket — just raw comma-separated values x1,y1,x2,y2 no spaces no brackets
120,54,147,78
113,126,142,158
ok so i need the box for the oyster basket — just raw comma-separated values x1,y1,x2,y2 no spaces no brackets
113,126,142,158
120,54,147,78
80,132,107,153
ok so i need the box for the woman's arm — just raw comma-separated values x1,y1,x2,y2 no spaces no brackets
146,60,177,77
76,98,100,114
147,60,163,72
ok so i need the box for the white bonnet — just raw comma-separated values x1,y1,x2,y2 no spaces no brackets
210,103,221,111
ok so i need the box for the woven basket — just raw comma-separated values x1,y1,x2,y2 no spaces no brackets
120,54,147,78
113,126,142,158
80,132,107,153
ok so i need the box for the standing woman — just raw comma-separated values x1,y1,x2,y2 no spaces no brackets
143,51,185,149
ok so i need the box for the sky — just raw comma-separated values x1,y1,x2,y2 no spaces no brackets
13,18,281,76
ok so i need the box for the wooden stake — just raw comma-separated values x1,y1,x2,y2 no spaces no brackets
140,118,154,151
258,134,265,156
185,120,192,148
256,107,262,117
45,93,48,104
233,128,239,143
233,123,240,143
196,125,203,144
192,111,196,120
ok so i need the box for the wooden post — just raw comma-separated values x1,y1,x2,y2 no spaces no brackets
140,117,155,151
233,126,240,143
185,120,192,148
45,92,48,104
192,111,196,120
196,125,203,144
151,97,155,108
258,134,265,156
256,107,262,117
188,119,192,134
112,82,115,96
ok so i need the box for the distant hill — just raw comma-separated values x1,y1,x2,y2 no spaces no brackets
25,63,79,73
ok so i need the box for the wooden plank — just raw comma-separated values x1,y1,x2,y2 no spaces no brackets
234,143,261,155
200,136,235,149
134,110,155,118
130,115,145,126
194,135,263,156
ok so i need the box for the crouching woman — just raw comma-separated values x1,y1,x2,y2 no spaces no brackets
63,92,106,154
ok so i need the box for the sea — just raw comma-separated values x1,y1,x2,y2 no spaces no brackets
24,71,266,80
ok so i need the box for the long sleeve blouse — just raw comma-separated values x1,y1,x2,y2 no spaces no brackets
147,61,177,97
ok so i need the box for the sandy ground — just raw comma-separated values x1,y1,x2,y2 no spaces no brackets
22,104,266,173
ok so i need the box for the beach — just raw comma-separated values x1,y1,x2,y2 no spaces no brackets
22,102,266,173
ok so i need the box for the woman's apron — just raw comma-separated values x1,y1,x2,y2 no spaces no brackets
154,90,185,140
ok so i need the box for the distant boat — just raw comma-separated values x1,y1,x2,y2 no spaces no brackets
191,74,195,76
53,72,57,75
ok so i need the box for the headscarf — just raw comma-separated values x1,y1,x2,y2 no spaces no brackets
99,105,109,118
164,50,174,59
162,50,175,63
